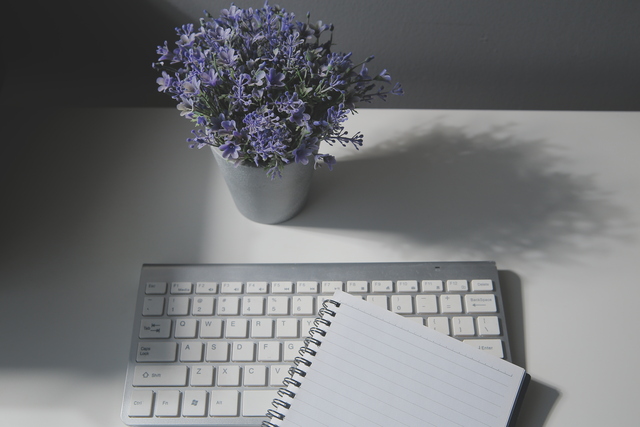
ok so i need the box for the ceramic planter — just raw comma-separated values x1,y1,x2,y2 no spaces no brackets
212,147,314,224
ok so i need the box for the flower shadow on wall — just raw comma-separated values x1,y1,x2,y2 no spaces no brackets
286,124,630,261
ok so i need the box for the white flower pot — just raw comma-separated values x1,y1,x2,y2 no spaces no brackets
211,147,314,224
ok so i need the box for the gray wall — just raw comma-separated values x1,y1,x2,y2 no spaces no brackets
1,0,639,110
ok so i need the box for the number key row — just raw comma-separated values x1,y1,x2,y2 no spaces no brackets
142,296,322,317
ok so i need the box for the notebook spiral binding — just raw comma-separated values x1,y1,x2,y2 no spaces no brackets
262,300,341,427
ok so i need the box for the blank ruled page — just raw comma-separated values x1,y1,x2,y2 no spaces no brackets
279,291,527,427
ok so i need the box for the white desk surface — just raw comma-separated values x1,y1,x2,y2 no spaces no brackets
1,107,639,426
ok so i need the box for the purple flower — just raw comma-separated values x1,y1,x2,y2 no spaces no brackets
218,47,238,67
253,70,267,87
219,140,241,159
177,97,194,117
182,77,201,96
266,68,285,87
221,5,242,19
156,42,174,62
200,69,219,87
176,24,196,48
156,71,173,92
359,64,371,79
213,26,232,41
378,69,392,83
391,82,404,95
220,120,236,135
314,154,336,170
289,106,310,127
293,142,313,164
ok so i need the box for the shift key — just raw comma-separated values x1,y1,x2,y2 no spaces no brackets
133,365,187,386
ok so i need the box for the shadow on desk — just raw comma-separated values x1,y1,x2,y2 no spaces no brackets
286,122,628,261
516,378,561,427
500,270,560,426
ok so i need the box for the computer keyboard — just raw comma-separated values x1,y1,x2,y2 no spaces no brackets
121,262,513,426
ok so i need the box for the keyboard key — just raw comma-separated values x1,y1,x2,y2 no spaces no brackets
296,281,318,293
292,296,314,315
452,317,475,336
190,365,214,386
167,297,190,316
415,295,438,314
145,282,167,295
218,297,240,315
155,390,180,417
301,318,315,335
463,339,504,358
200,319,223,338
366,295,388,310
440,294,462,313
196,282,218,294
183,390,208,417
270,365,290,386
221,282,243,293
471,279,493,291
283,340,304,361
210,390,239,416
246,281,268,293
372,280,393,292
226,319,249,338
217,365,241,386
391,295,413,314
271,281,293,293
465,294,497,313
242,296,265,315
180,342,203,362
192,297,215,315
317,295,331,308
477,316,501,336
139,319,171,339
171,282,192,294
427,317,450,335
321,281,343,294
231,342,255,362
251,318,274,338
136,342,177,362
206,341,229,362
397,280,418,292
142,297,164,316
128,390,154,417
244,365,267,386
346,281,368,292
276,318,298,338
175,319,197,338
446,280,468,292
267,296,289,315
421,280,443,292
257,341,281,362
243,390,278,416
133,365,187,386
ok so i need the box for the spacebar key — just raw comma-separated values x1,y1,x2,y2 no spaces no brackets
133,365,187,386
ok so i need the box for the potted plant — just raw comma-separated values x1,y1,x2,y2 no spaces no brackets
153,2,402,223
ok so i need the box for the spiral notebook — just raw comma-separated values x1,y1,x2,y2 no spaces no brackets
264,291,529,427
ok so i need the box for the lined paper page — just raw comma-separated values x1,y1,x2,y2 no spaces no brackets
279,291,526,427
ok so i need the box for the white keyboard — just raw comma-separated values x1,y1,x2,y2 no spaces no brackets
121,262,513,426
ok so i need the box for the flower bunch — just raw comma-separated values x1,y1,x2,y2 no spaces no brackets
154,2,402,177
